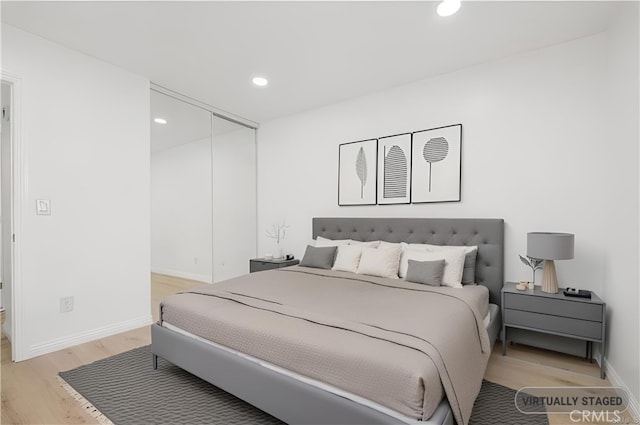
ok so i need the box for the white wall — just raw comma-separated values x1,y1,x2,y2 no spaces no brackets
1,25,151,360
257,30,638,401
151,137,213,283
602,2,640,408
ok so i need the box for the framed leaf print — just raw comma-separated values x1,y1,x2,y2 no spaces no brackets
411,124,462,203
377,133,411,205
338,139,377,206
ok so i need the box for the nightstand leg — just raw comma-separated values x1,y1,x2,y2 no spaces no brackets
600,340,606,379
586,341,594,362
585,341,589,360
502,325,507,355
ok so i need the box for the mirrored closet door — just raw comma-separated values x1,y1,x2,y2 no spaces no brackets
150,89,256,284
211,115,256,283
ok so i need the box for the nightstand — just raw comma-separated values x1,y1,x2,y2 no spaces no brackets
249,258,299,273
501,282,606,379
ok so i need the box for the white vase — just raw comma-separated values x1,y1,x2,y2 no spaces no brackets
275,246,283,259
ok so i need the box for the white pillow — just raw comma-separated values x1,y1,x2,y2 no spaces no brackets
422,244,478,285
350,240,381,248
423,243,476,256
315,236,352,247
399,249,431,278
406,243,477,258
397,243,429,277
332,245,364,273
405,242,431,251
356,246,401,279
378,241,401,250
400,249,465,288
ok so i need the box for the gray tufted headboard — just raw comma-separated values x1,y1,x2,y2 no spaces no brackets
312,217,504,307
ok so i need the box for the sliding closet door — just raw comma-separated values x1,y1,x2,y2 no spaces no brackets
211,116,256,283
150,91,213,283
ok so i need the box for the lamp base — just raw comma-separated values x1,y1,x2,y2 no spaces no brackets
541,260,558,294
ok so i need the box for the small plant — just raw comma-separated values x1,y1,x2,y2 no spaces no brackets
266,220,289,244
519,255,544,284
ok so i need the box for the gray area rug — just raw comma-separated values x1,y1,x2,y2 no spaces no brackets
59,345,548,425
471,380,548,425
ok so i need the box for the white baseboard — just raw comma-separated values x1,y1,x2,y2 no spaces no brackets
151,267,211,284
25,315,152,360
604,357,640,420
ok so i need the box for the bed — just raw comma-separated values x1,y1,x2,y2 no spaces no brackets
151,217,504,425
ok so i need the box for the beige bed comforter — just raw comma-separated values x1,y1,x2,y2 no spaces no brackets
160,266,490,425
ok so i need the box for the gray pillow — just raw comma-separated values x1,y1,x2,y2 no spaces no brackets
300,245,337,269
462,248,478,285
405,259,445,286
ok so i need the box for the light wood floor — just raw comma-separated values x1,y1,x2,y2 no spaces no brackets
0,274,630,424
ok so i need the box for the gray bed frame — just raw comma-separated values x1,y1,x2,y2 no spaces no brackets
152,217,504,425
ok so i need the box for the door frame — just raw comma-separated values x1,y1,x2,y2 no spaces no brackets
1,71,24,361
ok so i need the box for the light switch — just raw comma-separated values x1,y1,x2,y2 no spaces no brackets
36,199,51,215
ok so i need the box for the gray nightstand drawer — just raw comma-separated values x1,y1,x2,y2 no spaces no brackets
504,309,602,340
249,258,299,273
504,293,602,322
250,261,276,272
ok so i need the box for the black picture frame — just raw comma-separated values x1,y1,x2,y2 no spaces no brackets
410,124,462,203
377,133,411,205
338,139,378,206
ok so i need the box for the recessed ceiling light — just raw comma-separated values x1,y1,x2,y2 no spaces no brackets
154,118,167,124
252,76,269,87
437,0,461,17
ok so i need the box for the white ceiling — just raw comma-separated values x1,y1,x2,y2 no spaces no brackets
2,1,619,125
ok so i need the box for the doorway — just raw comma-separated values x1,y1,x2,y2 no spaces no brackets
150,86,257,285
0,82,10,332
1,74,21,362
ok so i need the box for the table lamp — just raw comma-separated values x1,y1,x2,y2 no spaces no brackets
527,232,574,293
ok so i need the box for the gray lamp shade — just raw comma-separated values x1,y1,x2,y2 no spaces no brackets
527,232,574,260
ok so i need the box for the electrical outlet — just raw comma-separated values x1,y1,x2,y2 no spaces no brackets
194,257,198,264
60,296,74,313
